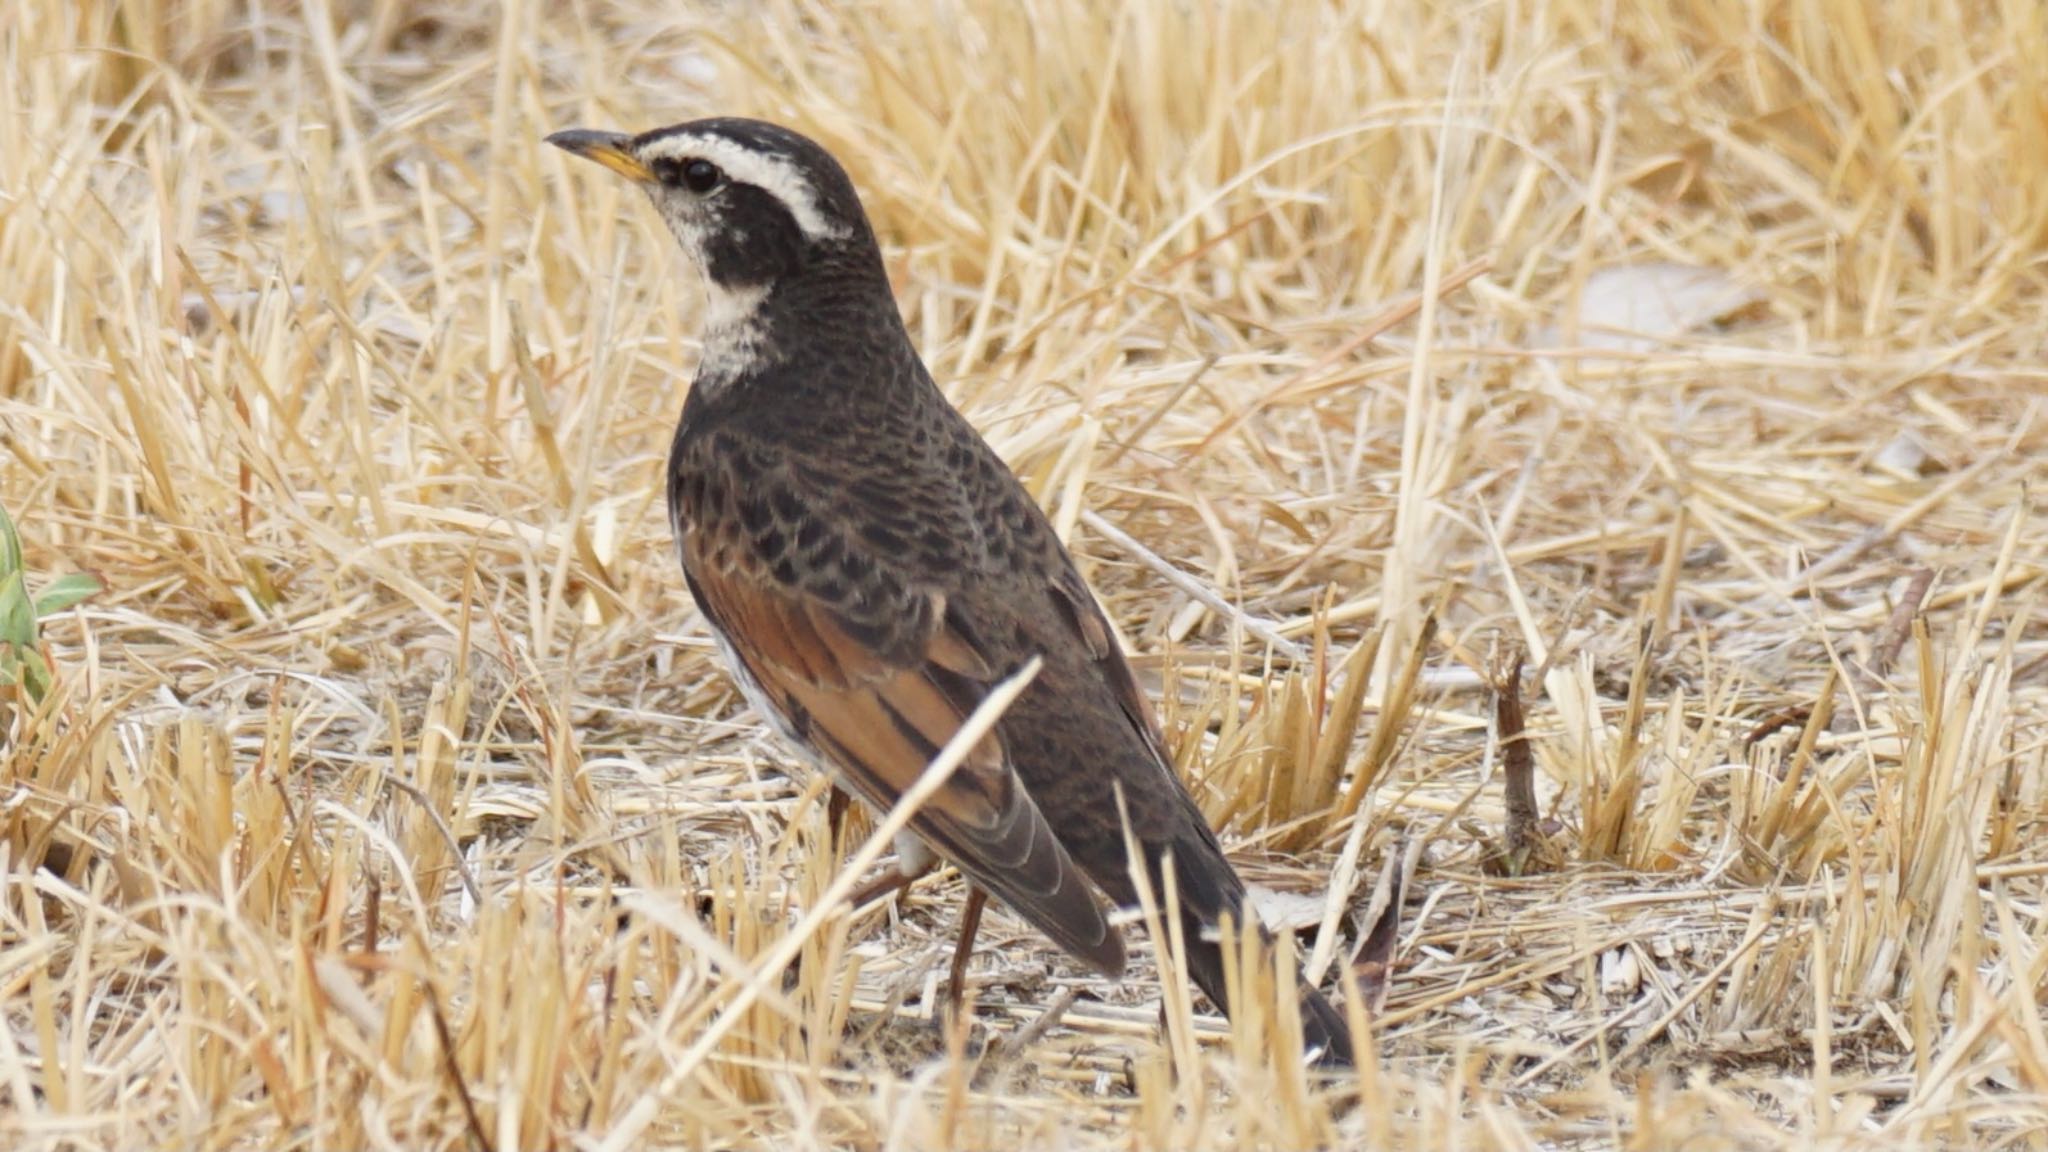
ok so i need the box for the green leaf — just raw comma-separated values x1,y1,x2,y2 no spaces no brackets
34,572,101,618
0,502,20,580
0,571,34,650
19,646,50,702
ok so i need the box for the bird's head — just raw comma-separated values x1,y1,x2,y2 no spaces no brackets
547,117,881,304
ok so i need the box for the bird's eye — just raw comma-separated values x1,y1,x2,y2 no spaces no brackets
681,159,723,193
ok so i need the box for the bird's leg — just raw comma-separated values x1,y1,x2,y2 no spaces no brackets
827,778,909,906
826,785,853,847
843,829,938,912
945,886,988,1020
843,856,932,910
828,787,925,909
790,807,932,991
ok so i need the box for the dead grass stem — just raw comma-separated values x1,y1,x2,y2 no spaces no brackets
4,0,2046,1148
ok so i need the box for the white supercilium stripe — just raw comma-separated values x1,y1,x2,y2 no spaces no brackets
638,132,849,244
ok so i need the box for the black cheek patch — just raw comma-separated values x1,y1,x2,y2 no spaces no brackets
702,185,806,287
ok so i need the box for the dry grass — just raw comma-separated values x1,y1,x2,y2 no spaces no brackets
5,0,2047,1147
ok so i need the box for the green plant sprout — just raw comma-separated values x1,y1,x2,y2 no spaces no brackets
0,501,100,703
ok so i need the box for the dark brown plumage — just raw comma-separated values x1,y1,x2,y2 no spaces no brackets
547,116,1353,1066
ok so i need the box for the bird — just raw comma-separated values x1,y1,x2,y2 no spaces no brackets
546,116,1354,1067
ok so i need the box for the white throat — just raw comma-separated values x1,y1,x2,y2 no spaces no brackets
696,281,771,386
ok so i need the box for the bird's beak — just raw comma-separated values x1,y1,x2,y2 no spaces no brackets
545,129,653,183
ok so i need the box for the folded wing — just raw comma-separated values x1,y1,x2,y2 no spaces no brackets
676,449,1125,976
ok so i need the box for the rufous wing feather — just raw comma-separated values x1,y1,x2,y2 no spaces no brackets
680,495,1125,976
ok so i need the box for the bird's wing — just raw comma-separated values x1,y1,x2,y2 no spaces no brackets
1039,542,1246,907
1047,563,1171,768
676,442,1125,976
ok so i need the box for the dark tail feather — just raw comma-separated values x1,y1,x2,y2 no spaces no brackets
1098,816,1357,1068
1178,903,1356,1069
1297,979,1355,1069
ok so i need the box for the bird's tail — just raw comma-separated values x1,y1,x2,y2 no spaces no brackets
1097,807,1357,1068
1176,900,1356,1069
1154,828,1354,1068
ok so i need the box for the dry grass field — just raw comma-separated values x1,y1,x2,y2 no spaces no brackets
5,0,2047,1148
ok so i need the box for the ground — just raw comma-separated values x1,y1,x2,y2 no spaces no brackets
3,1,2046,1149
